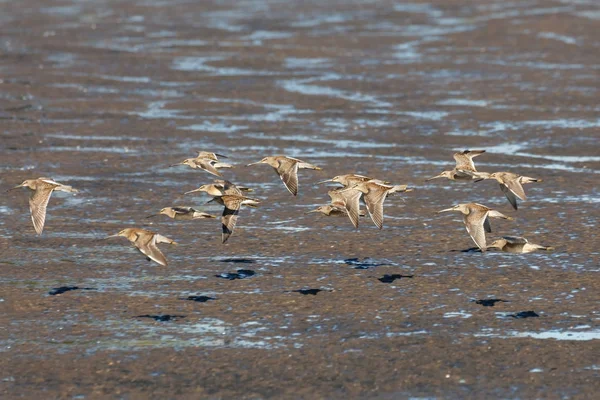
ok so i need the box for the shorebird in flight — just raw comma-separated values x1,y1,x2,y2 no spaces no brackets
483,172,541,210
209,194,260,243
146,207,216,220
247,156,321,196
437,202,513,251
487,236,553,253
8,177,79,235
106,228,177,267
427,150,487,181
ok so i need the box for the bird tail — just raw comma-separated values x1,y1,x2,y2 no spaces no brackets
213,162,233,169
388,185,411,194
520,176,541,184
298,162,321,170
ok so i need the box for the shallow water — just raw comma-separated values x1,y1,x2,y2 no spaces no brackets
1,0,599,398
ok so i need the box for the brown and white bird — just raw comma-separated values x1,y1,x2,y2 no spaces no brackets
306,204,367,218
247,156,321,196
487,236,553,253
326,186,365,228
484,172,541,210
106,228,177,267
317,174,386,187
171,156,232,177
146,207,216,220
209,194,260,243
184,180,252,197
437,203,513,251
353,181,411,229
427,150,487,181
8,177,79,235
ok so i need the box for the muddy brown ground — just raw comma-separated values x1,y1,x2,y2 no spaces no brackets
1,0,599,398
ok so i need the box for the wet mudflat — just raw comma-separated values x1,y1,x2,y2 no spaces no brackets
1,0,599,398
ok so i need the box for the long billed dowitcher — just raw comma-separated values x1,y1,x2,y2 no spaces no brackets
209,194,260,243
327,186,365,228
171,157,233,177
354,181,412,229
8,177,79,235
427,150,486,181
247,156,321,196
437,203,513,251
184,180,252,196
106,228,177,267
484,172,541,210
146,207,216,220
487,236,554,253
307,187,368,220
318,174,387,187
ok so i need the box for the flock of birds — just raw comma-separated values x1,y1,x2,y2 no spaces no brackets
8,149,553,267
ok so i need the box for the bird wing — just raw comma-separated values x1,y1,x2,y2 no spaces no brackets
328,189,346,205
154,234,176,245
504,179,527,200
464,209,488,250
171,207,192,215
197,159,223,177
28,187,54,235
221,196,242,243
453,152,475,170
502,236,528,244
453,150,485,170
483,216,492,233
363,184,389,230
223,184,243,195
337,187,363,228
276,158,300,196
135,232,168,266
499,183,519,210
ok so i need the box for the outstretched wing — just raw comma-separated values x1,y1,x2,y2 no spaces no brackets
221,196,242,243
504,179,527,200
499,184,518,210
453,150,485,170
363,186,389,230
337,187,363,228
464,209,488,250
328,188,347,206
276,158,300,196
28,187,54,235
198,159,223,177
171,206,192,215
502,236,528,244
136,233,169,266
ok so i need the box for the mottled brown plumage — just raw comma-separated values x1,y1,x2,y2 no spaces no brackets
210,194,260,243
437,203,513,251
487,236,553,253
427,150,486,181
171,157,233,177
485,172,541,210
106,228,177,267
354,181,411,229
9,177,79,235
184,180,251,197
247,155,321,196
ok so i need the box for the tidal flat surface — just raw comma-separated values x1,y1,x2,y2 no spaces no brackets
1,0,599,398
